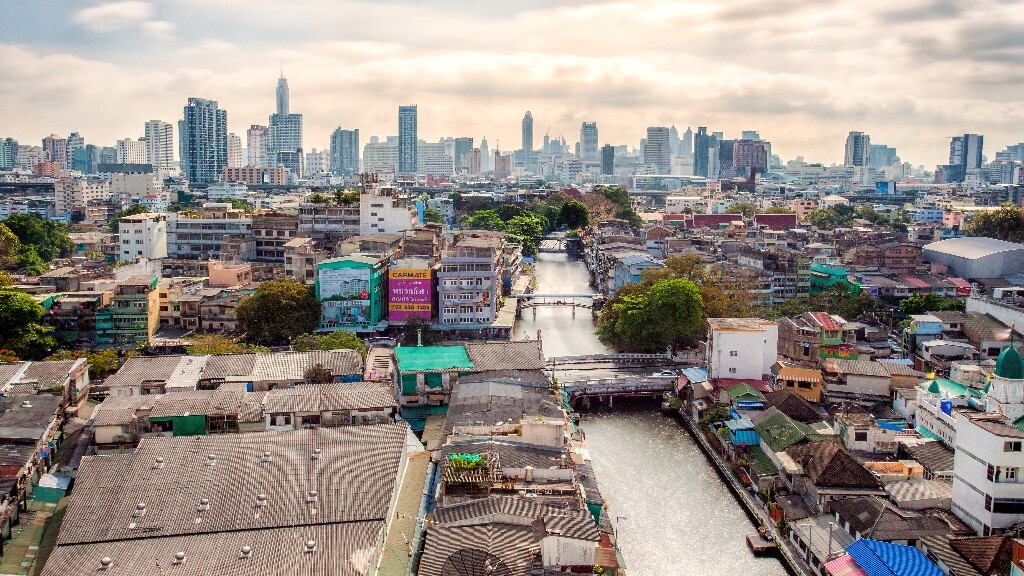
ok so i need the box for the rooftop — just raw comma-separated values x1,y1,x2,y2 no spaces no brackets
923,237,1024,260
707,317,775,332
394,345,473,372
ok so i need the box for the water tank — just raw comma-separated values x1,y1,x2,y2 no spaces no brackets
940,399,953,416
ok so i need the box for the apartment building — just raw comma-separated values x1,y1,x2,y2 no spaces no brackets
952,412,1024,535
297,201,360,240
437,232,504,326
54,178,110,217
165,203,253,260
117,212,167,262
252,212,297,262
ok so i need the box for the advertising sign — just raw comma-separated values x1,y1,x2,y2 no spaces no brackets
389,268,432,321
319,267,372,325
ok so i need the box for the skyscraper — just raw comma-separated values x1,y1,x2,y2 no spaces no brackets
329,127,360,175
454,137,474,173
580,122,598,161
949,134,984,182
246,125,270,167
844,131,871,167
227,133,243,168
398,105,418,174
178,97,227,184
42,134,68,171
115,137,147,164
693,127,709,177
869,144,899,169
479,135,490,173
144,120,175,174
276,74,289,115
645,127,671,173
682,127,693,157
67,132,85,165
0,138,17,170
601,144,614,176
522,111,533,153
669,125,680,156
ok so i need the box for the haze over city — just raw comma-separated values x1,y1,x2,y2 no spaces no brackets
3,0,1024,166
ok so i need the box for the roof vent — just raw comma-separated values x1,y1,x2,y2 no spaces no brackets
197,498,210,513
256,493,268,507
153,457,164,469
307,490,318,504
311,448,322,460
172,552,185,565
206,454,216,466
261,451,272,463
239,545,252,559
133,502,146,517
98,557,113,570
304,539,317,553
21,400,32,408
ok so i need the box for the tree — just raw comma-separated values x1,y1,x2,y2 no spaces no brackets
461,209,506,231
292,331,366,357
0,224,20,269
504,214,544,256
725,202,757,218
900,293,966,316
106,204,149,233
767,284,876,321
495,204,528,222
643,254,756,320
237,279,321,345
3,214,73,263
0,290,44,342
964,203,1024,243
764,206,795,214
423,208,445,224
6,324,57,360
596,278,703,352
16,245,46,275
45,348,120,379
185,334,269,355
303,362,334,384
558,199,589,229
398,318,441,346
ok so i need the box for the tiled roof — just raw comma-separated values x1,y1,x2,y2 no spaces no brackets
104,356,185,389
810,312,843,331
444,372,562,435
440,440,566,471
250,350,363,382
201,354,257,380
58,424,407,546
830,497,949,542
784,441,881,489
91,395,160,427
18,359,84,389
844,539,944,576
92,390,265,426
432,496,597,541
751,408,834,452
465,341,545,372
880,363,925,378
948,535,1014,576
419,517,543,576
0,395,63,441
824,359,891,378
264,382,397,413
919,536,982,576
763,390,822,423
906,441,955,473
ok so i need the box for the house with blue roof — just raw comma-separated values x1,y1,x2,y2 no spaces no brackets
839,539,943,576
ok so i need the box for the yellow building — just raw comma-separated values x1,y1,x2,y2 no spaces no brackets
770,361,823,402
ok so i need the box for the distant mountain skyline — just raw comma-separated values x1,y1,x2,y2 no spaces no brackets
2,0,1022,167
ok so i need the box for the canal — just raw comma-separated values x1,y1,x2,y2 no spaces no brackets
515,252,788,576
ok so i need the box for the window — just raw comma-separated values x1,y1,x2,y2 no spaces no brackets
988,464,996,481
728,368,737,374
729,351,738,357
1006,467,1017,481
854,431,868,442
1004,441,1022,452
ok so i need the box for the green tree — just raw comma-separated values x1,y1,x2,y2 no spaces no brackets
596,278,703,352
0,291,56,359
214,198,253,212
237,279,321,345
643,254,756,320
185,334,269,355
496,204,528,222
964,203,1024,243
292,331,366,357
16,246,46,275
3,214,73,263
423,208,445,224
106,204,150,233
764,206,795,214
0,224,21,269
304,362,335,384
558,199,589,229
900,293,966,316
461,209,506,231
504,214,545,256
6,324,57,360
767,284,876,320
725,202,757,218
45,348,120,379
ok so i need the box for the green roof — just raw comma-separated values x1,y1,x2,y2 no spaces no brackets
754,411,814,452
919,378,983,399
394,345,474,372
1015,416,1024,433
726,382,766,402
747,446,779,477
996,347,1024,380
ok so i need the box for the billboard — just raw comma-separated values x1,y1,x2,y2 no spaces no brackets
319,266,372,326
389,268,432,322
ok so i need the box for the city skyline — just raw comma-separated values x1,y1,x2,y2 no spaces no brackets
2,0,1023,167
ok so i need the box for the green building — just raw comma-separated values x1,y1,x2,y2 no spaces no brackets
809,262,855,294
316,255,386,331
96,275,159,348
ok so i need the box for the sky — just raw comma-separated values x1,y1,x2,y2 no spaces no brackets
1,0,1023,167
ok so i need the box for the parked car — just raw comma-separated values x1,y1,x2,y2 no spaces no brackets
652,370,678,378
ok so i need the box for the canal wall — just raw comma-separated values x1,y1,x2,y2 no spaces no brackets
676,411,810,576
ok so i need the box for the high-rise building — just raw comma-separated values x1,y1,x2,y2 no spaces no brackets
741,130,761,141
682,126,693,157
329,128,360,176
601,144,614,176
844,131,871,167
0,138,17,170
42,134,68,171
227,133,243,168
67,132,85,168
868,144,899,169
948,134,984,182
522,111,533,153
144,120,175,174
580,122,599,161
693,127,709,177
645,127,671,173
454,137,473,173
732,140,768,173
398,105,418,174
178,97,228,184
276,74,289,115
479,136,491,173
246,125,270,168
669,125,680,156
305,148,329,175
115,137,148,164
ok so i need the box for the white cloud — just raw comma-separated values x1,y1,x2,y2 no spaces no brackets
73,1,155,32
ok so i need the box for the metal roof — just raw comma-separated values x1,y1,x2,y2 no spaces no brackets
924,237,1024,260
844,539,944,576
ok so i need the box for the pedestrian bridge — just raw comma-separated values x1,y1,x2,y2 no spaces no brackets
518,294,596,309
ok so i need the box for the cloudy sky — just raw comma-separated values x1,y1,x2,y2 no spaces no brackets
2,0,1023,167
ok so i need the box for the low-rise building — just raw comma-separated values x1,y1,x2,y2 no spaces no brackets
438,232,504,327
95,275,159,348
263,382,397,430
706,318,778,380
771,361,824,402
117,212,167,263
165,203,253,260
316,255,387,331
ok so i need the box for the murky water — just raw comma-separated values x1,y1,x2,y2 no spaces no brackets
517,252,787,576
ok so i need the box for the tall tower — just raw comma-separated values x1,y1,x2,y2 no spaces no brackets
645,127,671,174
329,127,360,176
479,135,490,173
144,120,175,175
580,122,598,161
246,125,270,168
42,134,68,171
844,131,870,167
522,111,534,153
227,133,243,168
682,127,693,157
276,74,289,115
398,105,418,175
693,127,709,177
178,97,227,184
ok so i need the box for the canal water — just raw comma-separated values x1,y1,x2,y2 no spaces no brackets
515,252,787,576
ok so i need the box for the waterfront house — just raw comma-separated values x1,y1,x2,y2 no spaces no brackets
725,417,759,446
782,440,885,513
764,389,823,423
771,361,824,403
790,514,854,576
831,496,951,545
706,317,779,381
827,539,944,576
917,534,1014,576
722,382,766,409
751,408,837,471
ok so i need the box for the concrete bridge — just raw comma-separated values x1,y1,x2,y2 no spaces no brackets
515,294,598,319
545,350,703,367
560,376,676,407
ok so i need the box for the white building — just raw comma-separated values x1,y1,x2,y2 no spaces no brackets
418,141,455,177
986,346,1024,421
115,137,148,165
304,148,329,175
359,187,418,236
951,410,1024,535
363,141,398,173
706,318,779,380
144,120,175,177
665,195,707,214
226,133,243,168
54,178,111,216
110,171,164,207
118,212,167,262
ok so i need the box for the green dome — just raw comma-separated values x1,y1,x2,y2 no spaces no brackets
927,381,941,394
996,347,1024,380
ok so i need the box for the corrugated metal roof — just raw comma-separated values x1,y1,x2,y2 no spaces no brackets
924,237,1024,260
844,539,944,576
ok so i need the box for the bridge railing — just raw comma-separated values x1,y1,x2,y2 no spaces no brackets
545,353,669,365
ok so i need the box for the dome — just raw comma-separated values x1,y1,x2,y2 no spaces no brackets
995,347,1024,380
927,381,941,394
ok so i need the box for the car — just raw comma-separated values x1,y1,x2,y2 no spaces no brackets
652,370,678,378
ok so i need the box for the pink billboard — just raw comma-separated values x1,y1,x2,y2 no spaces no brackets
389,269,432,322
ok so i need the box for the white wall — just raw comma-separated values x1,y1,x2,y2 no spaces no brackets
952,416,1024,534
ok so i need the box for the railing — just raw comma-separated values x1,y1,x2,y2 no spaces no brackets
561,376,674,399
